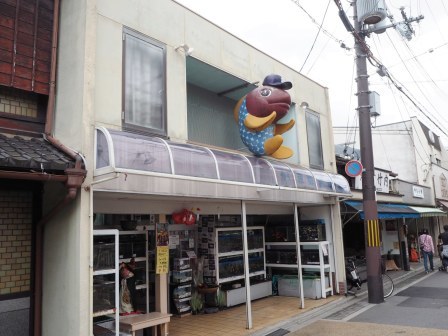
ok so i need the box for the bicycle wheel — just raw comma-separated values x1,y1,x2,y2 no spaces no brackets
382,273,394,298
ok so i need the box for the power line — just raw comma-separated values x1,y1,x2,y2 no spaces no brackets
290,0,351,51
300,0,331,72
333,4,448,140
385,31,448,126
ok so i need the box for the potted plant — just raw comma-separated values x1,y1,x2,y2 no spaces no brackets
190,292,203,315
215,288,226,310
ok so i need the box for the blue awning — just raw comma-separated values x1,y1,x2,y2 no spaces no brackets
343,201,420,219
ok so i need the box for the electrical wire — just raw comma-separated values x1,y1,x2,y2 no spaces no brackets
385,31,448,126
306,30,331,75
385,77,430,163
441,0,448,16
290,0,351,50
424,0,447,40
300,0,332,72
335,9,448,140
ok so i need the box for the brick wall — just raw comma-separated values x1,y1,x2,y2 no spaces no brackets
0,190,32,296
0,87,38,118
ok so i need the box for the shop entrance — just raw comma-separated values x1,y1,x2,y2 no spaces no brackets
92,199,337,335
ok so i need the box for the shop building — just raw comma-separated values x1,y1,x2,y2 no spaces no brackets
0,1,87,335
335,134,446,273
84,0,353,333
2,0,352,335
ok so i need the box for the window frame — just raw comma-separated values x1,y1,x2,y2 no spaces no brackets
305,109,324,170
122,27,167,137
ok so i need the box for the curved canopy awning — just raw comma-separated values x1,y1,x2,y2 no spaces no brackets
94,127,351,200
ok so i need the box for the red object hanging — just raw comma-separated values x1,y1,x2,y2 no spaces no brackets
172,209,196,225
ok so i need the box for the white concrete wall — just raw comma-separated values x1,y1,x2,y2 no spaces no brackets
335,118,448,191
334,121,420,184
93,0,336,172
49,0,95,335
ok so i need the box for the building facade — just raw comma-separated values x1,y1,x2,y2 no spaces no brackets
1,0,352,335
334,117,447,272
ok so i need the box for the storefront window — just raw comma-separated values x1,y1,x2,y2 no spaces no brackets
211,150,253,183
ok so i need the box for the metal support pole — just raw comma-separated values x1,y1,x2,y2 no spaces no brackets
241,201,253,329
401,218,410,271
293,204,305,308
353,1,383,303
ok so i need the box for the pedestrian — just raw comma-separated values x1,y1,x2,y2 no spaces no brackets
419,229,434,273
438,225,448,271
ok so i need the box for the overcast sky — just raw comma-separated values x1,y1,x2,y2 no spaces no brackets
176,0,448,146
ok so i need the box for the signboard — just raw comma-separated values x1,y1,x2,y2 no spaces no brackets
345,160,363,177
412,185,424,199
355,169,390,193
169,234,179,249
441,174,448,198
156,223,169,274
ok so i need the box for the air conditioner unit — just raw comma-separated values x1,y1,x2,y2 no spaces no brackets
358,0,387,25
369,91,381,117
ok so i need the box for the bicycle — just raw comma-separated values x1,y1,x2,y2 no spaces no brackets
345,257,394,298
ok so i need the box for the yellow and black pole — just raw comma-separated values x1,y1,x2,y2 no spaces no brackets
353,1,384,303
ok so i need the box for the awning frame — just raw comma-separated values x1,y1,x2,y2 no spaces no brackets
94,127,352,198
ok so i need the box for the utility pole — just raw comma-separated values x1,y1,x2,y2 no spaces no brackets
353,1,384,303
335,0,423,304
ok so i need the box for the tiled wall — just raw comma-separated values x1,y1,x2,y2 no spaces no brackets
0,190,32,295
0,87,38,118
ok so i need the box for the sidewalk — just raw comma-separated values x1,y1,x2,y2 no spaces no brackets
251,260,428,336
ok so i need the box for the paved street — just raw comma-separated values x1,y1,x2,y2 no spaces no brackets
288,270,448,336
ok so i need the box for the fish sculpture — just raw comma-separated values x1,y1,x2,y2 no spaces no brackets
234,74,295,159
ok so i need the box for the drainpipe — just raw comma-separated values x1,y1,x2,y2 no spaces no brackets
44,0,60,138
34,158,86,336
33,1,88,335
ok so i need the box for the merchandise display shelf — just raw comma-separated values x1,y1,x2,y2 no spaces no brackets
93,229,119,335
217,247,265,258
219,270,266,284
265,240,333,299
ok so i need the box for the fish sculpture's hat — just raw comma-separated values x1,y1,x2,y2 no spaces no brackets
262,74,292,90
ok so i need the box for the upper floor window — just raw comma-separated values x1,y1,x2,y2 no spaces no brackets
305,110,324,169
123,28,166,136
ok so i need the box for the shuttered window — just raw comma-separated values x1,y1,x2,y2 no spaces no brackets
0,0,53,94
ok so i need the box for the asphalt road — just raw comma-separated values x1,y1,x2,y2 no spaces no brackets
289,270,448,336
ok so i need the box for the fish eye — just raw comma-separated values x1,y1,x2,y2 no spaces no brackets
260,88,272,97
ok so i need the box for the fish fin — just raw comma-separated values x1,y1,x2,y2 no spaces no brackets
270,146,293,159
264,135,283,155
275,119,295,135
244,112,276,132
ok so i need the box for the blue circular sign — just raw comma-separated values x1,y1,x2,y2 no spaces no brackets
345,160,363,177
